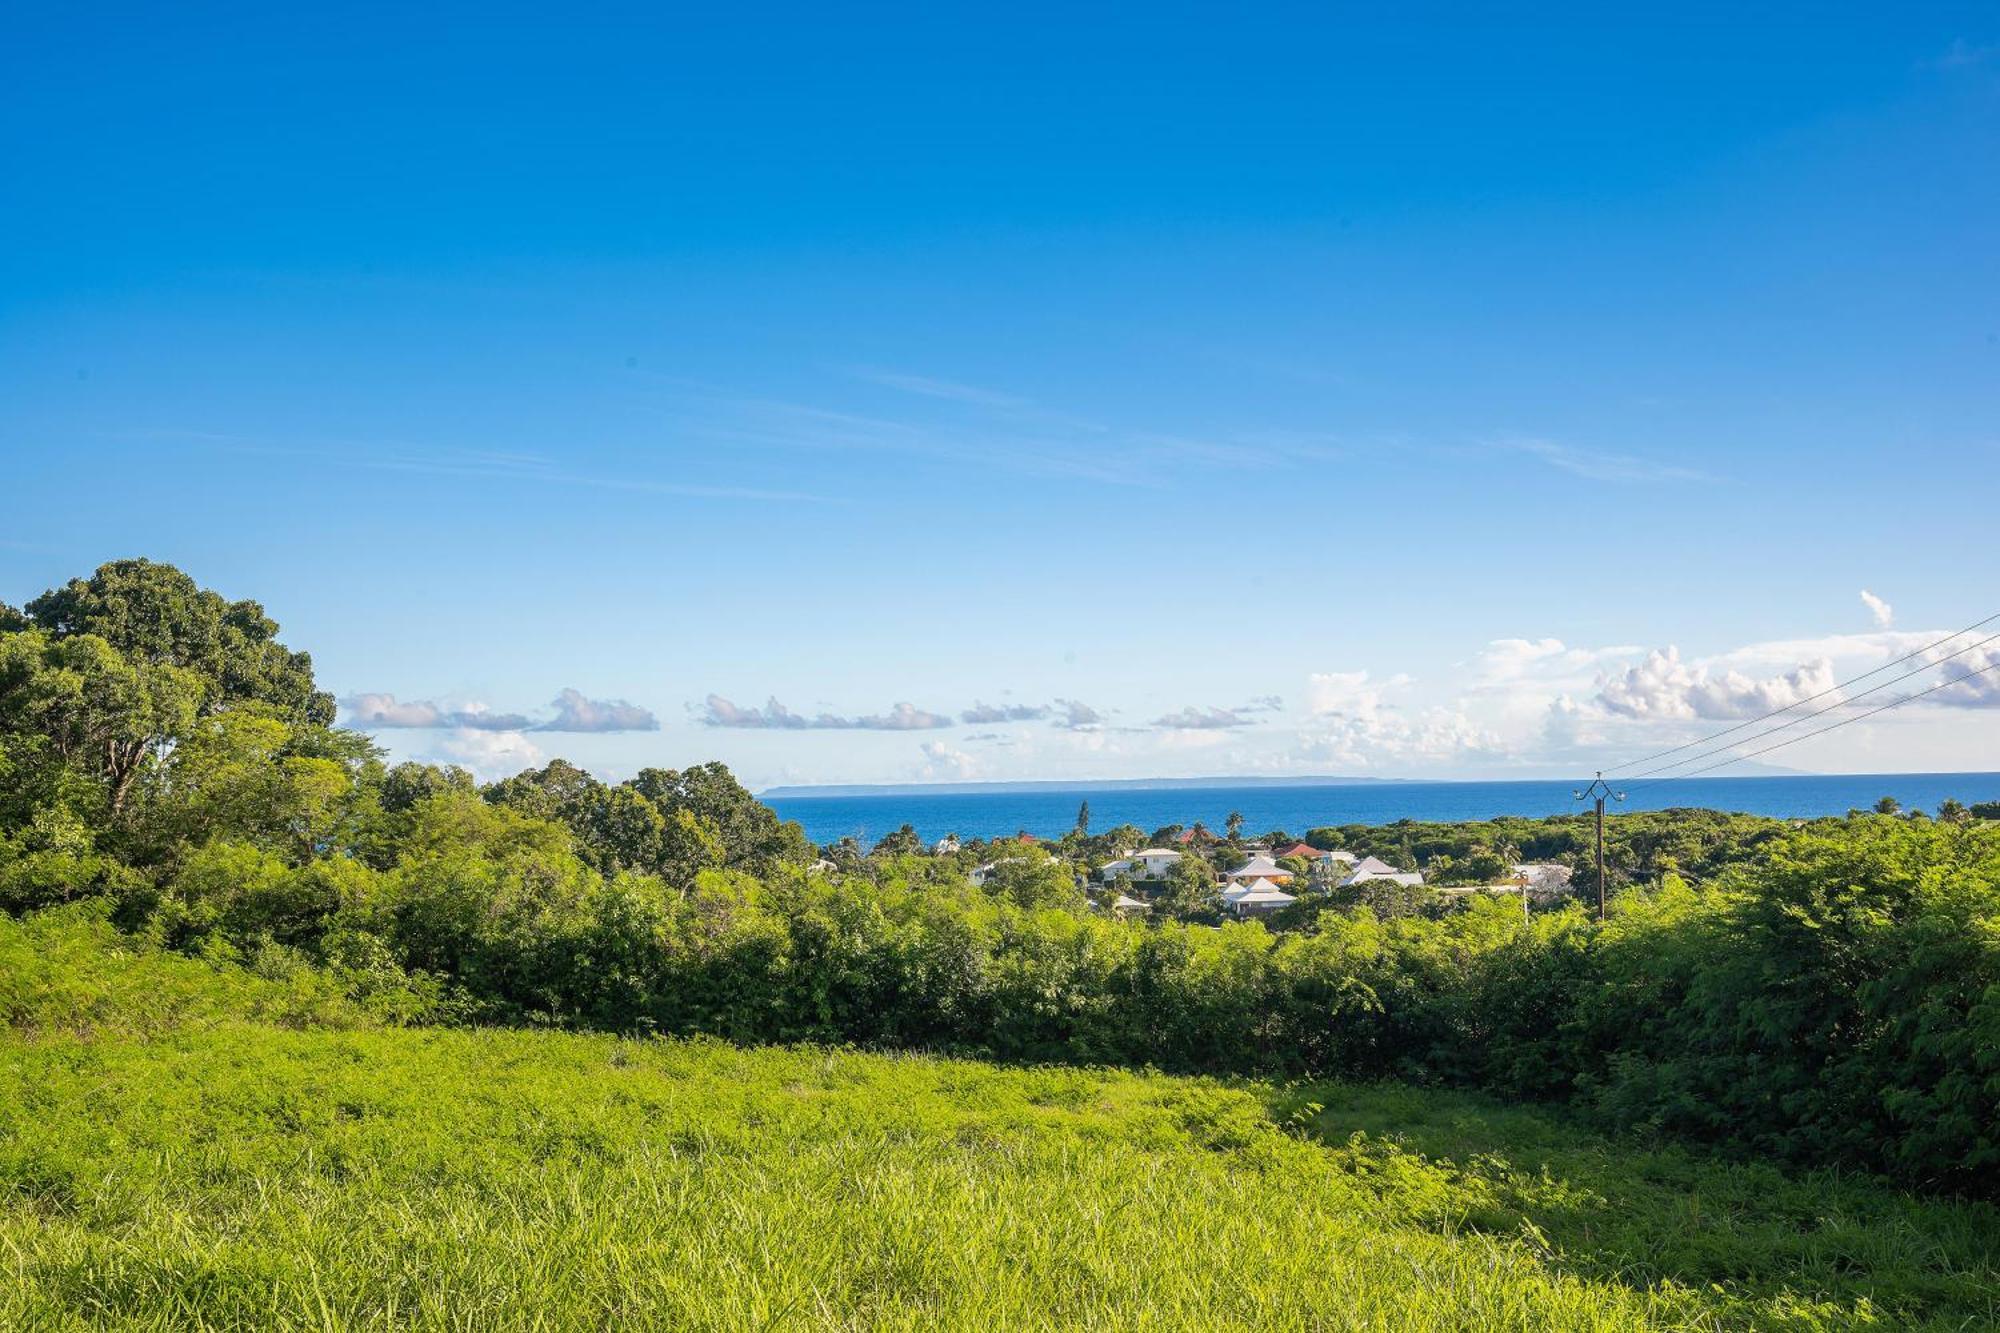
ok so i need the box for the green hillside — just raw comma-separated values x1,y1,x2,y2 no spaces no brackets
3,912,1995,1331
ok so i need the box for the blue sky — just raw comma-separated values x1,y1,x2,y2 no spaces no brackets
4,5,1998,788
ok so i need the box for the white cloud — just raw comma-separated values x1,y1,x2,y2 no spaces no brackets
1151,705,1253,730
428,728,544,779
537,689,660,733
962,701,1050,723
1595,647,1837,721
1053,698,1105,730
701,694,954,730
340,693,533,731
1860,589,1894,628
918,740,981,780
1293,705,1504,770
1305,670,1410,717
1931,646,2000,708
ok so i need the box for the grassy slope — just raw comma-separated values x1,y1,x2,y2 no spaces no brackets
1,914,1995,1331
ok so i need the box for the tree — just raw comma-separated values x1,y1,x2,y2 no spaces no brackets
379,761,477,814
1225,810,1245,841
1938,799,1970,825
872,823,922,857
1874,796,1902,815
1156,853,1220,922
0,628,204,813
24,559,333,725
1075,800,1091,836
628,762,811,870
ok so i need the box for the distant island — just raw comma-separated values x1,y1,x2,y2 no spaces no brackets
758,774,1428,799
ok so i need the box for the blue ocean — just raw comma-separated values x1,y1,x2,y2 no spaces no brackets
765,772,2000,846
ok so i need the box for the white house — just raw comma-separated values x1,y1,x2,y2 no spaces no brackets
933,835,961,855
1222,877,1297,918
1222,854,1294,885
1111,893,1153,918
1341,856,1424,888
1099,848,1185,882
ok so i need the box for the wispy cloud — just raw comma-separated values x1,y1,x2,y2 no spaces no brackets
133,431,835,504
640,373,1353,490
1860,589,1894,629
852,369,1030,408
1505,438,1715,484
1932,38,1998,69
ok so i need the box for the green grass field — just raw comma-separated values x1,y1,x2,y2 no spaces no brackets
2,912,1996,1331
4,1025,1996,1331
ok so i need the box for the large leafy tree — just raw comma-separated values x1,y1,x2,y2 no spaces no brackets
0,629,203,812
24,559,334,726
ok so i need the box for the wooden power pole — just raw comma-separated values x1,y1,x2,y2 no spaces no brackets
1574,772,1625,921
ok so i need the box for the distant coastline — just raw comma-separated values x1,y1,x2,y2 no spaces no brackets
758,774,1426,800
761,770,1999,845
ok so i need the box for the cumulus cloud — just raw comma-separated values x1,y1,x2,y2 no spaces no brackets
1294,706,1503,770
700,694,953,730
1052,698,1104,730
340,693,533,731
918,740,981,780
1594,648,1837,721
536,688,660,733
961,700,1051,724
428,728,544,779
1305,670,1410,717
1930,647,2000,708
1151,705,1253,730
1860,590,1894,629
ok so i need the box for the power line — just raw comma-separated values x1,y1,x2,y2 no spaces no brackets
1625,657,2000,796
1617,628,2000,784
1602,612,2000,775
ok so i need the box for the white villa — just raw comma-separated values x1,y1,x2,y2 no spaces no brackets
1340,856,1425,889
1222,877,1296,918
1097,847,1184,881
1222,854,1294,885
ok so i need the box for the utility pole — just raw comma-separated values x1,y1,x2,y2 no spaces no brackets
1574,772,1625,921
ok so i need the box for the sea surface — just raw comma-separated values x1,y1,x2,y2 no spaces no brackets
765,772,2000,845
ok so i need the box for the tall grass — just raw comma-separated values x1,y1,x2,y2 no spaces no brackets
3,1022,1994,1330
3,904,1995,1330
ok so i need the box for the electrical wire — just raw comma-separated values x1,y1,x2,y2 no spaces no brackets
1625,657,2000,796
1602,612,2000,775
1616,628,2000,784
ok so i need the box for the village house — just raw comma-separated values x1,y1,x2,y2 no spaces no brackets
1097,847,1184,882
1221,877,1297,918
1340,856,1425,888
1221,853,1294,885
